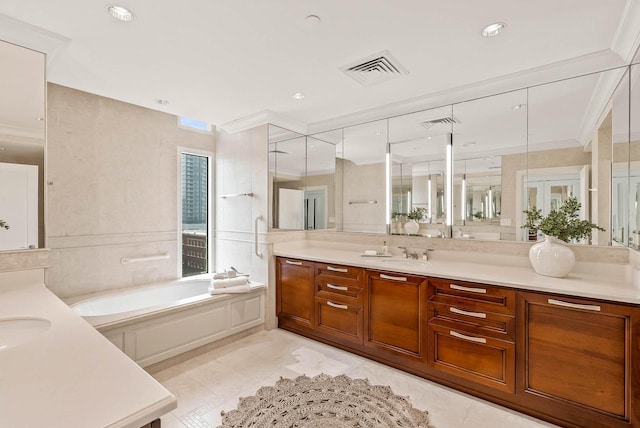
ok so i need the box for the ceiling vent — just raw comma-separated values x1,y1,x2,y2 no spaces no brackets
419,115,461,130
340,50,408,86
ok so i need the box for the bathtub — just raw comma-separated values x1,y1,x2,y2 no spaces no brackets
67,275,266,367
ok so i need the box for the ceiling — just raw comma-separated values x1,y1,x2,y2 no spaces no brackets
1,0,639,132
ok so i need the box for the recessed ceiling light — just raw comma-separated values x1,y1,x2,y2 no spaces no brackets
107,5,134,22
481,22,506,37
462,142,476,147
155,99,169,105
512,103,526,110
292,92,305,100
35,117,44,121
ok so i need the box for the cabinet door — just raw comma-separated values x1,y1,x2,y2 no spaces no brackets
276,258,315,330
364,270,427,368
517,292,640,427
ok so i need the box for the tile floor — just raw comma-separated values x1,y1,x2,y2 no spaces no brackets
151,329,557,428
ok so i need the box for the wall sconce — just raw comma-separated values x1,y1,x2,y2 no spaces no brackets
445,133,453,228
461,173,467,223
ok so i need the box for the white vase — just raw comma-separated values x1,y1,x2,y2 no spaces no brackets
404,220,420,235
529,236,575,278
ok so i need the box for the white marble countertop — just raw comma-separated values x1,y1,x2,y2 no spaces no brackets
274,240,640,305
0,270,176,428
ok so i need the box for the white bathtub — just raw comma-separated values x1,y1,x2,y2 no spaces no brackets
72,276,217,322
68,275,266,367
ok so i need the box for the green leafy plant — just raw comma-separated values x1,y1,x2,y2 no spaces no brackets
522,197,604,243
407,207,426,221
391,212,408,221
0,220,8,230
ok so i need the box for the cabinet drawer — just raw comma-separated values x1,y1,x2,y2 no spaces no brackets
429,301,515,341
315,296,363,345
315,263,363,280
316,275,363,302
429,278,515,315
428,324,515,394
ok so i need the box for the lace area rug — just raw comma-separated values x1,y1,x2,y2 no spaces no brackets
217,373,434,428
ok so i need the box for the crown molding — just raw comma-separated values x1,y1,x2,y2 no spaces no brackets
218,109,307,135
576,67,629,147
0,14,70,65
611,0,640,63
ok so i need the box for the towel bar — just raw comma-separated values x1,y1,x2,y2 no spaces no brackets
219,192,254,198
348,200,377,205
121,253,170,264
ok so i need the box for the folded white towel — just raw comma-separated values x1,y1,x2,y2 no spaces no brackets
211,277,249,289
209,284,251,295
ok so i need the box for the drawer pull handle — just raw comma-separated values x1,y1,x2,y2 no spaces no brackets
548,299,601,312
450,330,487,344
380,274,408,282
450,307,487,319
327,283,349,291
327,266,348,273
450,284,486,294
285,260,303,265
327,301,348,310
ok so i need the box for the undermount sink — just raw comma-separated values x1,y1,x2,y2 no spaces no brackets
379,259,430,267
0,317,51,352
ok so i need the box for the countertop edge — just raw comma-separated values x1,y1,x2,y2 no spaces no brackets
274,248,640,305
107,395,177,428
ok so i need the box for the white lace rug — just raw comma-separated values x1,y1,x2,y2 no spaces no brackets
217,373,434,427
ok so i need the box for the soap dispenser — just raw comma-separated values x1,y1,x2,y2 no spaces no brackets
382,241,388,255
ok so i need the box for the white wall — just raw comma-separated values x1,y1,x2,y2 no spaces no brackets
46,84,214,298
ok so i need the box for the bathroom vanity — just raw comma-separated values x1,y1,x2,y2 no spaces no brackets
275,242,640,428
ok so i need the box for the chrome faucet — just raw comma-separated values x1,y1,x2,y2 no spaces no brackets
423,249,434,261
398,246,408,258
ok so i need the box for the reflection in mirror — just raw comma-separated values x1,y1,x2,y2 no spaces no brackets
341,120,387,234
268,125,306,230
611,65,640,249
452,89,527,240
389,107,450,237
610,68,630,246
304,132,338,230
0,40,45,251
527,68,626,245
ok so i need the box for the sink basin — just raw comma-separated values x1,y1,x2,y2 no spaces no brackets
379,259,430,267
0,317,51,352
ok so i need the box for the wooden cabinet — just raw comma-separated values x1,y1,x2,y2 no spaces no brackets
275,257,315,331
517,291,640,427
274,256,640,428
428,278,516,393
314,262,364,345
364,270,427,369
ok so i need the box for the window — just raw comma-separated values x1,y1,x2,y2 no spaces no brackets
180,151,211,277
179,117,210,132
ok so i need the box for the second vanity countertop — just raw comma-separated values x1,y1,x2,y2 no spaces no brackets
0,270,176,428
274,240,640,305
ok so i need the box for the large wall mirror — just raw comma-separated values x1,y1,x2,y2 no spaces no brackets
452,89,527,241
527,68,628,246
340,119,387,234
270,60,640,248
269,125,340,231
389,107,450,237
0,40,45,251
